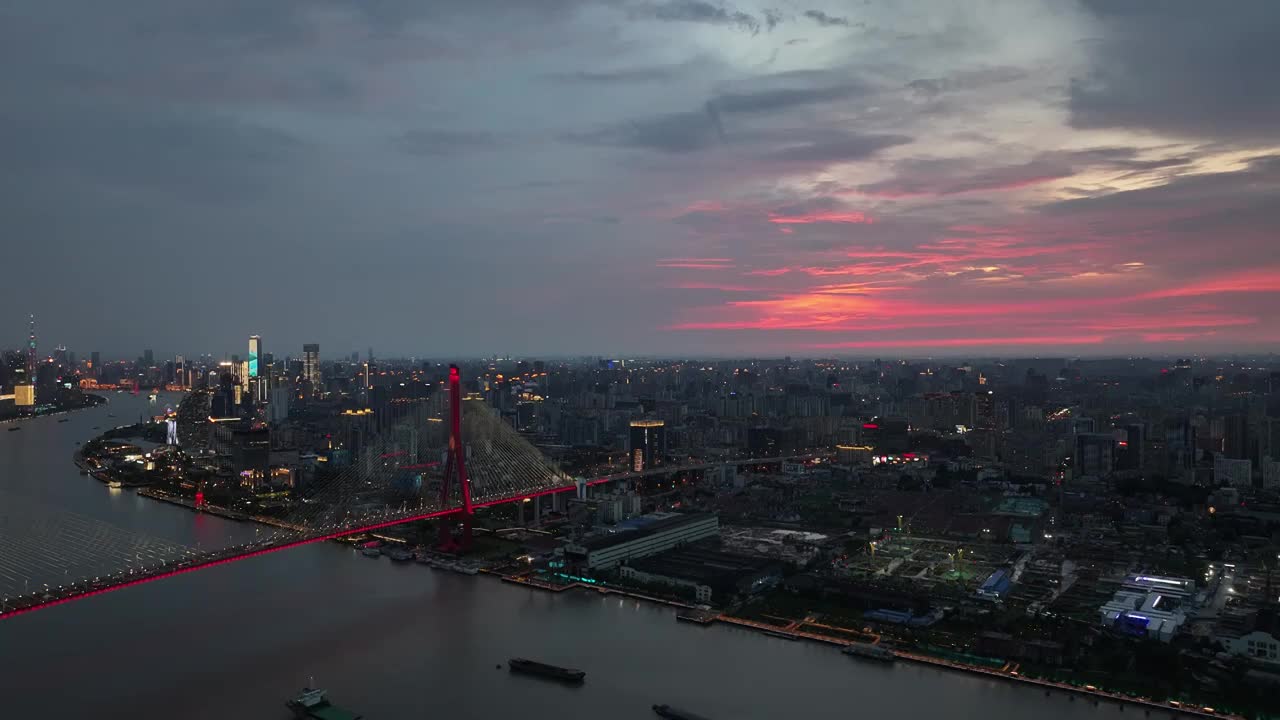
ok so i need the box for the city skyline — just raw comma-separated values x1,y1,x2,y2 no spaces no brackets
2,1,1278,357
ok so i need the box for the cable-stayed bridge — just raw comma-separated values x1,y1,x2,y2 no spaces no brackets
0,366,821,621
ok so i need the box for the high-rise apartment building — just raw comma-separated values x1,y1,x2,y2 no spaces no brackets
303,343,321,393
1075,433,1116,478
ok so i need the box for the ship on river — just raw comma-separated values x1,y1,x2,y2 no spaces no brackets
653,704,713,720
508,657,585,684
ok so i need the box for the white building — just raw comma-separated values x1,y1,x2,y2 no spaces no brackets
1226,630,1280,666
1098,574,1196,642
618,566,713,602
563,513,719,571
1215,456,1252,489
1262,457,1280,490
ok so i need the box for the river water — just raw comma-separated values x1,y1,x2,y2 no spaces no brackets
0,392,1129,719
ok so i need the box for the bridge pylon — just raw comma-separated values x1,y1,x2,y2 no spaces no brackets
438,364,473,551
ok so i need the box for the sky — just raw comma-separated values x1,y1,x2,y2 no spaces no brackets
2,0,1278,359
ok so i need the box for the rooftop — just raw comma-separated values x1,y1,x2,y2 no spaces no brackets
576,512,716,552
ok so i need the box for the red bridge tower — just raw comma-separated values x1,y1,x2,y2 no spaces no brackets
438,364,473,551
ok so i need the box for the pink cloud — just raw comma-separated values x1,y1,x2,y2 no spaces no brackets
811,335,1109,349
768,211,874,225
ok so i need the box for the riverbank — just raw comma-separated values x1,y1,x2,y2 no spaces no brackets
98,457,1233,718
136,488,307,533
502,570,1236,719
0,393,107,425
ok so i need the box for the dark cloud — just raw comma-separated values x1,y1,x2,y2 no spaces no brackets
572,76,875,153
0,100,303,203
549,65,686,83
396,129,505,156
569,109,725,153
628,0,764,34
710,82,870,114
1069,0,1280,142
906,67,1026,99
764,133,912,166
802,10,851,27
859,157,1072,197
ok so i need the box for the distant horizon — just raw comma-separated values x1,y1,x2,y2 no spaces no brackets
3,2,1277,360
18,340,1280,366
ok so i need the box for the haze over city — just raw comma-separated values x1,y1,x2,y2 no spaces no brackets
3,0,1278,357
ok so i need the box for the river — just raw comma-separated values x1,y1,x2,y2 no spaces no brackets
0,392,1130,719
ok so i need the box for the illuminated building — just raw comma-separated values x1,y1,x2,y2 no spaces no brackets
15,313,37,405
1099,574,1194,642
628,419,666,471
14,383,35,407
302,343,320,393
836,444,874,465
248,335,262,378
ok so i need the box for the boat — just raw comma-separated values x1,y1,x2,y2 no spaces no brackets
507,657,585,684
676,610,716,625
842,642,896,663
360,546,381,558
286,685,362,720
387,547,413,562
414,551,433,565
762,629,797,641
57,418,70,423
6,426,20,432
454,562,479,575
653,704,713,720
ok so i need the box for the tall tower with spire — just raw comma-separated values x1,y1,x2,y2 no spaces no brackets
15,314,37,406
26,314,36,378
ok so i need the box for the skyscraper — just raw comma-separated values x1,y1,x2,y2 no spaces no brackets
628,419,667,472
1075,433,1116,478
248,335,262,378
303,343,321,393
16,314,36,405
25,314,36,378
144,349,154,367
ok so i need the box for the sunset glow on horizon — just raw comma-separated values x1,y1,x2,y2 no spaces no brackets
2,0,1277,356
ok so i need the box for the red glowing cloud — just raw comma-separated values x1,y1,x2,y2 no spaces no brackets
812,335,1109,349
768,211,874,225
651,150,1280,353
